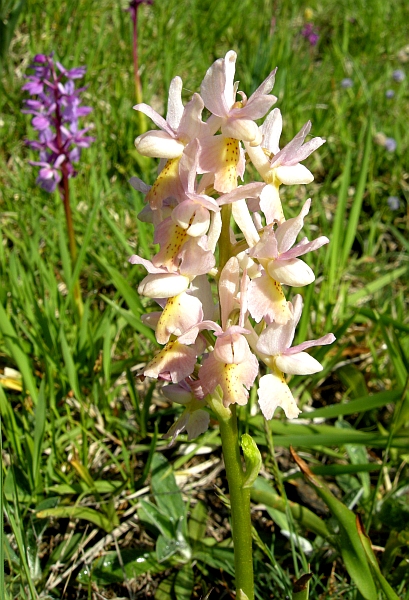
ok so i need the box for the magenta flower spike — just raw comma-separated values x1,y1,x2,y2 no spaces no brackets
22,53,94,194
22,54,94,317
129,50,334,599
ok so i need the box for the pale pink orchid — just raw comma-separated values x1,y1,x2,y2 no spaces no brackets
132,77,212,210
141,292,204,345
255,294,335,420
162,379,209,443
200,50,277,146
134,76,209,158
197,51,276,194
245,108,325,224
129,255,191,298
250,199,329,286
143,335,206,383
171,139,221,238
152,218,215,275
247,199,328,325
191,258,259,407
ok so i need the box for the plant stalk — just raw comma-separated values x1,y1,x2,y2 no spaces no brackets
216,402,254,599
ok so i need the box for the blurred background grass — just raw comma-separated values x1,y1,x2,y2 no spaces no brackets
1,0,409,598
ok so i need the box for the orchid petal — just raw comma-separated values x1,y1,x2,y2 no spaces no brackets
259,184,285,224
129,176,151,194
166,76,184,131
133,102,174,136
275,163,314,185
200,56,230,117
135,130,185,158
177,93,206,142
186,409,210,440
261,108,282,154
232,200,260,247
248,273,292,325
256,317,295,356
222,118,261,144
138,273,190,298
275,352,323,375
275,199,311,253
258,373,301,420
267,258,315,287
219,257,240,330
287,333,336,355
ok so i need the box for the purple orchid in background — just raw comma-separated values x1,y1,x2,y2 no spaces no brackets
22,53,94,317
301,23,319,47
22,53,94,193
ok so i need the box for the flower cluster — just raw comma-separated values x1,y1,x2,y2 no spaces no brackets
22,54,94,192
301,23,319,46
130,51,335,441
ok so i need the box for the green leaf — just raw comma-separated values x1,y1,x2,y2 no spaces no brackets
32,379,46,493
356,516,400,600
60,327,81,399
36,505,114,533
241,433,262,489
155,572,176,600
346,266,407,306
194,543,234,575
304,389,401,419
174,563,194,600
77,549,165,585
151,453,185,528
188,500,208,545
156,534,179,563
341,117,372,265
139,499,175,539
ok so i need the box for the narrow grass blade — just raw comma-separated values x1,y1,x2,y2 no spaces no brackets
346,266,407,306
0,302,38,403
290,448,377,600
4,500,38,599
328,147,351,288
251,478,330,540
341,118,372,265
60,327,82,399
305,389,401,419
36,506,114,533
32,379,46,494
356,516,400,600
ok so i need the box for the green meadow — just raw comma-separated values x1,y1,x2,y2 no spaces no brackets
1,0,408,598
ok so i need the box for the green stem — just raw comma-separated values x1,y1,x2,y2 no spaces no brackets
219,204,232,275
212,398,254,599
61,172,84,319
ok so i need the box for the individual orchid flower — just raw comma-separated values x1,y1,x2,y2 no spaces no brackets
245,108,325,224
141,291,204,345
195,258,259,407
133,77,211,209
129,255,191,298
143,336,206,383
197,51,277,194
200,50,277,146
247,199,329,324
162,379,210,444
255,294,335,420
